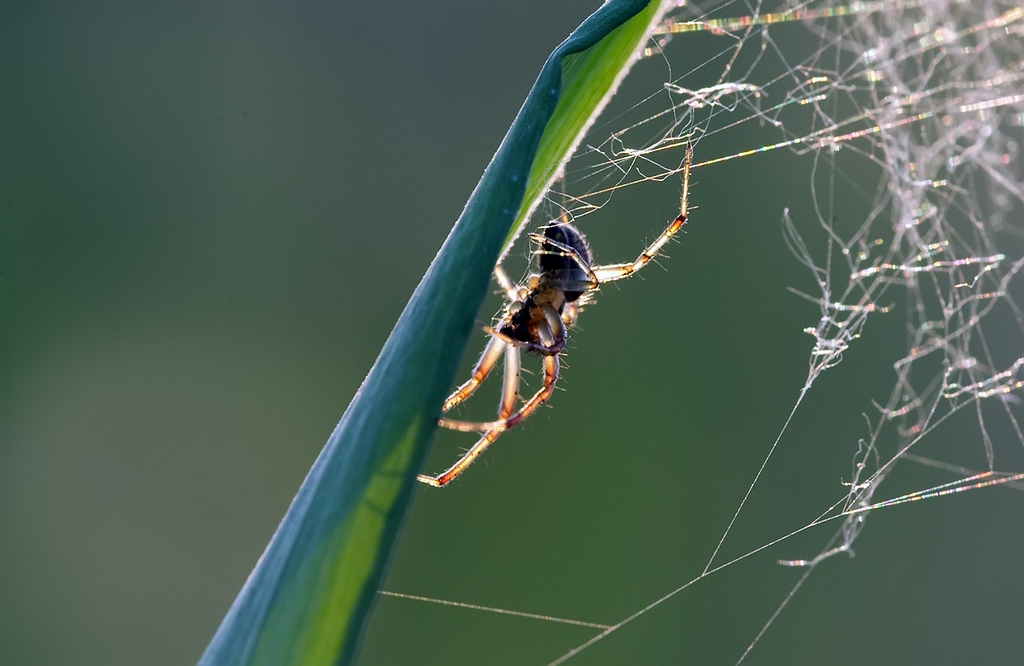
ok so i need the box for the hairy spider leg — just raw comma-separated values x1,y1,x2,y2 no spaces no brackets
493,264,519,301
440,334,506,412
561,300,582,327
417,429,503,488
591,146,692,283
438,332,521,432
437,264,524,415
417,353,558,487
498,343,521,418
436,338,524,430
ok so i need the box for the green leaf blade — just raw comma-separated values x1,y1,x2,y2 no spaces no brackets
505,0,664,254
198,2,663,665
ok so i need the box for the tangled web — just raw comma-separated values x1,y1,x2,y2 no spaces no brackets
543,0,1024,661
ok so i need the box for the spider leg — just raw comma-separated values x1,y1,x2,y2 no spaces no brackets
499,342,521,419
416,429,502,488
436,344,520,433
493,264,519,301
438,311,522,431
438,350,559,432
441,334,506,413
540,302,567,350
591,145,692,283
418,353,559,487
505,353,558,431
561,300,581,327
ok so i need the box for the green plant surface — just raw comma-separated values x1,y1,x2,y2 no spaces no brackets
198,1,665,664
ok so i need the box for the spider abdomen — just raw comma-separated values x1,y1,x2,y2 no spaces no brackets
539,223,593,302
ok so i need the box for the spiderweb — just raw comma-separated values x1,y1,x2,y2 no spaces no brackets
376,0,1024,663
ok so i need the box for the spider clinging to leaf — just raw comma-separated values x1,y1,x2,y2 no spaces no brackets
417,146,693,487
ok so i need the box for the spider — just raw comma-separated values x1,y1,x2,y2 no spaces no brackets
417,146,693,487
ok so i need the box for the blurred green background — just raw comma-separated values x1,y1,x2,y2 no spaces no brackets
2,1,1023,665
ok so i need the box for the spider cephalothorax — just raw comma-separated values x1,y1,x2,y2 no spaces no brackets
417,147,693,487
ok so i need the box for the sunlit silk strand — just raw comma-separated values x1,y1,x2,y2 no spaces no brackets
376,591,611,630
652,0,926,36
